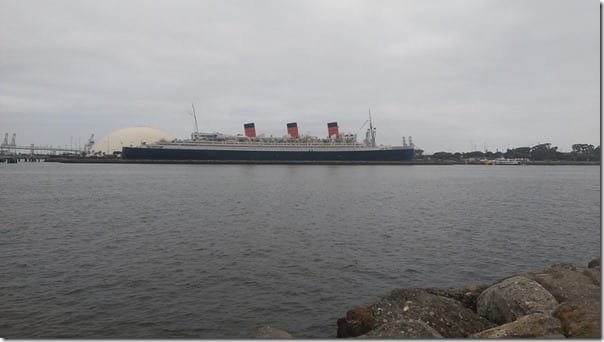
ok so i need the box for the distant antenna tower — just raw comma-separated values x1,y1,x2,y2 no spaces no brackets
402,136,407,147
408,136,414,148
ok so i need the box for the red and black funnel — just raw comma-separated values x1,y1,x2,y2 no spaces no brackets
287,122,299,139
244,123,256,138
327,122,339,139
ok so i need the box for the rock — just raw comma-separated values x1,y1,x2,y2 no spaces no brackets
425,284,491,312
370,288,494,338
476,276,558,325
361,318,443,338
470,312,564,338
337,260,600,338
253,326,292,338
524,264,600,304
583,268,601,286
521,263,601,338
588,258,600,269
553,301,601,338
336,306,377,338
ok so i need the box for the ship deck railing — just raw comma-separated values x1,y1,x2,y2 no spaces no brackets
162,139,372,148
142,138,414,151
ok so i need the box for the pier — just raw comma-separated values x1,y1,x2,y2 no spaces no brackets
1,132,83,163
0,155,48,163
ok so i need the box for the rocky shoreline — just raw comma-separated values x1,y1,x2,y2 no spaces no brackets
254,259,600,338
336,259,600,338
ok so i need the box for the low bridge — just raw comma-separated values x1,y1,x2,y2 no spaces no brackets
1,132,92,163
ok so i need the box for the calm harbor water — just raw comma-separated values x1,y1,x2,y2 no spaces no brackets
0,163,600,338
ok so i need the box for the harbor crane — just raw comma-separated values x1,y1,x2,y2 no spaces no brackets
84,134,95,154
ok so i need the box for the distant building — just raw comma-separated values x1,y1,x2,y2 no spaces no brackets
91,127,175,155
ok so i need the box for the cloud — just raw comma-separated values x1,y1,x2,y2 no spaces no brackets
0,0,598,152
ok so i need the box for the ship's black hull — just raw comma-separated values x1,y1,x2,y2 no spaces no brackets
122,147,415,162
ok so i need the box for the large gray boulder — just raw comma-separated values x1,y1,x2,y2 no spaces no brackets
553,301,601,338
424,283,491,312
524,263,600,304
375,288,495,337
362,318,443,338
337,307,377,338
476,276,558,324
470,312,564,338
337,288,494,338
523,263,601,338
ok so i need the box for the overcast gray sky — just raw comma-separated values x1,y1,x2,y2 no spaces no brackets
0,0,599,153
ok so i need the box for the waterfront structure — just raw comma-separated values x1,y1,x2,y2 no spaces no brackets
91,127,175,155
122,112,415,162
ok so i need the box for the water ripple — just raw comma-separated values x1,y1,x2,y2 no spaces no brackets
0,164,600,338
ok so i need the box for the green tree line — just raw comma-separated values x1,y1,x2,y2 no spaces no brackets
426,143,601,161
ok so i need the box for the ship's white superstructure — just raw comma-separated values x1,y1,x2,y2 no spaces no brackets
122,108,416,162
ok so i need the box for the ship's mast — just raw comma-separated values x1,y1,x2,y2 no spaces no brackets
191,103,199,134
368,108,376,147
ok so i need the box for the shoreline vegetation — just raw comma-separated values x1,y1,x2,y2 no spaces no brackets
421,143,601,164
254,259,601,338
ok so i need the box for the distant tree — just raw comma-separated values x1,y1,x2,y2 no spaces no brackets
572,144,594,154
432,151,454,160
463,151,485,159
504,147,530,159
556,151,572,161
530,143,558,161
571,144,597,161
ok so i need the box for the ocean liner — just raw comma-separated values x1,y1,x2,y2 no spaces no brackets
121,109,415,163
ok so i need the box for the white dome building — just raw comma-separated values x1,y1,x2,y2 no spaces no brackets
91,127,176,155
